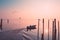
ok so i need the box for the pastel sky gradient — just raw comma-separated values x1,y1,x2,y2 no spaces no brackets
0,0,60,19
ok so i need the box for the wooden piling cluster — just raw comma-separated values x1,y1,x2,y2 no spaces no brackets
40,18,59,40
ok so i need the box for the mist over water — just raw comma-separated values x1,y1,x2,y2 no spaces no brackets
1,18,60,40
1,19,22,31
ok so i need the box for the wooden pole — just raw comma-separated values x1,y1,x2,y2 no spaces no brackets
0,19,3,30
42,18,44,40
58,21,59,40
37,19,40,40
48,20,49,40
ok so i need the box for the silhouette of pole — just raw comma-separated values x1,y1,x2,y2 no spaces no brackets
52,19,56,40
41,33,44,40
48,20,49,40
0,19,3,30
54,19,56,40
42,18,44,40
52,21,54,40
58,21,59,40
37,19,40,40
41,18,44,40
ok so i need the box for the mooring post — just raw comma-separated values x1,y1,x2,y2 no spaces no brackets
0,19,3,30
58,21,59,40
48,20,49,40
37,19,40,40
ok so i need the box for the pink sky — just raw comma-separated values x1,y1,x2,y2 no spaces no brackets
0,0,60,19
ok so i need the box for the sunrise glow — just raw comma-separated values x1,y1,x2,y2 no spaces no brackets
45,29,48,34
0,0,60,40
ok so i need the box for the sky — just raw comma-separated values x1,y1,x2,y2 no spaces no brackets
0,0,60,19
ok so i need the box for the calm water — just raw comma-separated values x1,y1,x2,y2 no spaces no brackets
1,19,60,40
